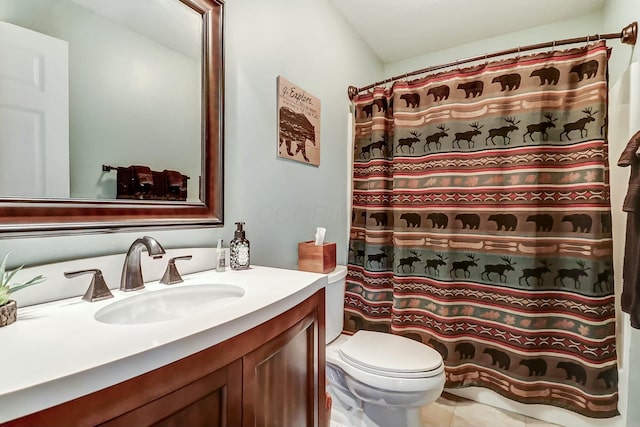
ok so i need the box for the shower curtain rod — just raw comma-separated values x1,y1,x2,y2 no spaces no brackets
347,21,638,100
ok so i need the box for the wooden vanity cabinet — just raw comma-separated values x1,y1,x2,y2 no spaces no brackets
4,290,326,427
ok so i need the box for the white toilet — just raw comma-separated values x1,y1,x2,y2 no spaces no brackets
325,266,446,427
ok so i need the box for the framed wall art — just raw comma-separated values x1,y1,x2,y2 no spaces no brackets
277,76,320,166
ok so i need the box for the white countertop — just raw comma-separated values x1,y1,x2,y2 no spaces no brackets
0,265,327,422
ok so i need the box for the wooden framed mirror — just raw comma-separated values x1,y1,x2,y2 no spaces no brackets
0,0,223,234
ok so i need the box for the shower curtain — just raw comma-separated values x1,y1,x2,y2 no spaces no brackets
346,41,617,418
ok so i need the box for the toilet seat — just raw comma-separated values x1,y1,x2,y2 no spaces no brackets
339,330,443,378
327,331,445,393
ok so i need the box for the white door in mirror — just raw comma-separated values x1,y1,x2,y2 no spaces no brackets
0,22,69,198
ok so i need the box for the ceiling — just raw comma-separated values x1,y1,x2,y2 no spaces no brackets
330,0,606,63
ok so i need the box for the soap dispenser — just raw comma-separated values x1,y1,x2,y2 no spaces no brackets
230,222,250,270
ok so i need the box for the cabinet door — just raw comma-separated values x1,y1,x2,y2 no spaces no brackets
242,312,320,427
99,360,242,427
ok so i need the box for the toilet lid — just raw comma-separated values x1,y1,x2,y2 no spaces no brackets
338,330,442,378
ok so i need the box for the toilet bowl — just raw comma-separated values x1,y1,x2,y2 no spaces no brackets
325,266,445,427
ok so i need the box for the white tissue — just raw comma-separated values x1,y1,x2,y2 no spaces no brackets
315,227,326,245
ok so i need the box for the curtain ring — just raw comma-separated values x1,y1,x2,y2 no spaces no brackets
552,40,556,52
347,86,358,101
516,46,521,59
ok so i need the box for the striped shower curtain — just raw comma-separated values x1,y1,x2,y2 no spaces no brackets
346,41,617,418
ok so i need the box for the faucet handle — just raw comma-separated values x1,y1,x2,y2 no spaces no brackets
64,269,114,302
160,255,193,285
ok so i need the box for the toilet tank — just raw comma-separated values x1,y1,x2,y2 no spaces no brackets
325,265,348,343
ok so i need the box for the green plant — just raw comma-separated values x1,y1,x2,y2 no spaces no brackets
0,253,46,306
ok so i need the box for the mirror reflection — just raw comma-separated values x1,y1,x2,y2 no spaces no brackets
0,0,203,202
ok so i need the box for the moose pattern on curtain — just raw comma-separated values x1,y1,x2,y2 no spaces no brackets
346,41,617,418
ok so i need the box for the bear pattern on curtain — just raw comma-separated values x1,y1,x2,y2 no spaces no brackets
346,41,617,418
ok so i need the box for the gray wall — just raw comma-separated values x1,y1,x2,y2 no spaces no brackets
0,0,381,271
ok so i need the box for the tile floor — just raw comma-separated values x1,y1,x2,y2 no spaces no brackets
420,393,561,427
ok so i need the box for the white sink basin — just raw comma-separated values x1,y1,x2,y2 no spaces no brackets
94,284,245,325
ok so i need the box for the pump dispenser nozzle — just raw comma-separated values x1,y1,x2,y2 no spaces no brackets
234,222,245,239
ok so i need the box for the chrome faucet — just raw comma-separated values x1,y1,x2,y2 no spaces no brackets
120,236,166,291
